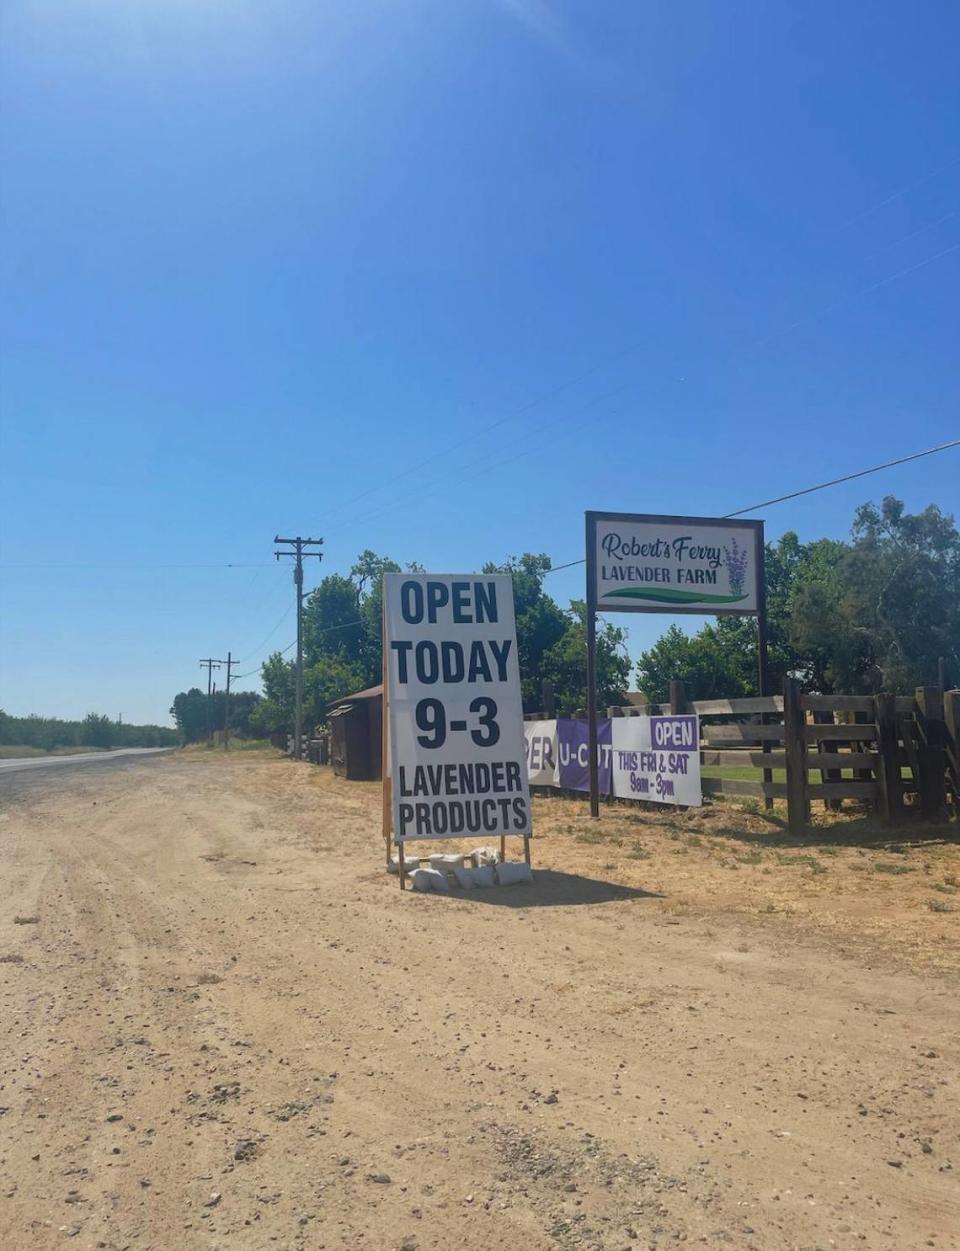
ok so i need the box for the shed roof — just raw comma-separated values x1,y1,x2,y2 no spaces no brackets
327,683,383,711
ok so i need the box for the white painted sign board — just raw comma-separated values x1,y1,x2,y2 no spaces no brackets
384,573,532,843
590,513,762,615
610,715,702,806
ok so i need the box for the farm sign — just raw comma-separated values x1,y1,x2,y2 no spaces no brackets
588,512,763,615
384,573,532,843
522,716,702,807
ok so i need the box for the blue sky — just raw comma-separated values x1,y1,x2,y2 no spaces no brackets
1,0,958,725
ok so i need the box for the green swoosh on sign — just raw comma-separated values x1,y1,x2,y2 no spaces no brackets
603,588,748,605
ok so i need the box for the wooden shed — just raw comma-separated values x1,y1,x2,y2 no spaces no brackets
327,684,383,781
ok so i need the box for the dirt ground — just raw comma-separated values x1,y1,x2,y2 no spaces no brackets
0,752,957,1251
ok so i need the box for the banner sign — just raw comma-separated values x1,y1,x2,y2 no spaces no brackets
611,715,702,806
523,719,558,787
587,512,763,615
557,718,612,794
385,573,532,843
523,716,701,807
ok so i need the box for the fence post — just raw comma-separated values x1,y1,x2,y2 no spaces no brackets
875,692,903,823
915,686,947,820
944,690,959,813
783,677,808,835
669,681,688,716
542,679,556,719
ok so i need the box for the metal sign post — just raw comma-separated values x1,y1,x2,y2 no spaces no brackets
585,511,767,819
585,512,601,819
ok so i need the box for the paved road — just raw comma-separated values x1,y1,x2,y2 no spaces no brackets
0,747,172,775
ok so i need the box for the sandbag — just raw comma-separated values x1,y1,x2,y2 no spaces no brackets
421,868,449,892
471,865,496,888
471,845,501,867
387,855,419,875
495,861,533,886
430,853,465,872
411,869,433,892
452,863,476,890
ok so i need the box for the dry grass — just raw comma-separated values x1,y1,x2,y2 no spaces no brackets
524,792,960,972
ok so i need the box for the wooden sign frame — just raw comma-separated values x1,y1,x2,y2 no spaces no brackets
380,579,532,890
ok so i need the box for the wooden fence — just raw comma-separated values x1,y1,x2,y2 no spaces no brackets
531,681,959,835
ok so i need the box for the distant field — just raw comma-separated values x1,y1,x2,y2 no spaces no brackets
0,745,110,759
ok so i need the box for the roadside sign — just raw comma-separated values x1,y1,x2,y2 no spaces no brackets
589,512,763,615
584,511,768,819
384,573,532,846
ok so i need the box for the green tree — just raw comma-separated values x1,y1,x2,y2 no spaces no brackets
789,497,960,691
303,655,368,730
542,601,631,712
482,554,569,710
170,689,208,743
303,574,364,668
634,623,748,703
352,550,401,685
636,497,960,699
81,712,114,748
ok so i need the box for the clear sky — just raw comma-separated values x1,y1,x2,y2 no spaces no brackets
1,1,958,725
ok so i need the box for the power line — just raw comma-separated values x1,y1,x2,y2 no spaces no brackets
541,436,960,575
312,158,960,533
233,601,294,664
724,437,960,518
0,562,280,570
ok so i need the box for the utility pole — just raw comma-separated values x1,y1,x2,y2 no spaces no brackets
274,535,324,760
199,658,221,745
215,652,240,750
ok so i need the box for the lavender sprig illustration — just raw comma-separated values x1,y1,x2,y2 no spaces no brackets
723,537,749,597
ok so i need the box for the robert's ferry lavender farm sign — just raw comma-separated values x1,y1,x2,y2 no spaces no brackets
588,513,763,616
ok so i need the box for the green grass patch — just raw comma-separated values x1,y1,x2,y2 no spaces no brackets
775,852,828,874
575,829,609,846
873,861,915,875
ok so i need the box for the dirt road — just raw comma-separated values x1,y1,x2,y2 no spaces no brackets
1,753,957,1251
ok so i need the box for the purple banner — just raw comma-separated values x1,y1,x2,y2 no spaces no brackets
557,718,612,794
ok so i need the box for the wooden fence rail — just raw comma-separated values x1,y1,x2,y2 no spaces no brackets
528,681,960,834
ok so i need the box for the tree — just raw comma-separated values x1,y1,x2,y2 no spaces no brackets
352,550,401,685
789,497,960,691
636,497,960,699
79,712,114,748
303,575,364,669
482,554,569,710
170,689,209,743
634,623,748,703
303,655,368,730
542,601,632,712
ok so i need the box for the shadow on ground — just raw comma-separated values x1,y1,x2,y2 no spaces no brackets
415,869,662,908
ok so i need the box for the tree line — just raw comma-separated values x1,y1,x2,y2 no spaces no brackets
168,495,958,742
0,711,177,752
636,496,959,701
241,549,632,738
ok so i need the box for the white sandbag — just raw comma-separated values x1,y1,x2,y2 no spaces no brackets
495,861,533,886
387,856,419,875
421,868,449,892
471,845,501,867
411,869,433,892
430,853,465,871
471,865,496,888
452,863,476,890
